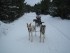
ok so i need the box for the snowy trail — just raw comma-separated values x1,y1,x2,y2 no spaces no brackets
0,12,70,53
47,22,70,40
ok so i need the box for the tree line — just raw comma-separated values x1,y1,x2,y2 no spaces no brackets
0,0,70,23
32,0,70,19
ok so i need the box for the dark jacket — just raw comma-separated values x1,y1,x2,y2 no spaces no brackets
36,15,41,22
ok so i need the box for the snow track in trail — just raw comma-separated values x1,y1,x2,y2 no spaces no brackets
46,22,70,40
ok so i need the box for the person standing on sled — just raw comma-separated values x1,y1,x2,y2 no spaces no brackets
33,13,44,26
36,14,42,26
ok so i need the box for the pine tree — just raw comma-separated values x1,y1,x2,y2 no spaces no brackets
40,0,50,14
0,0,25,23
33,0,50,15
52,0,70,19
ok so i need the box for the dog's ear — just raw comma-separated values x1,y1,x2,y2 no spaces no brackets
44,25,46,27
27,23,28,27
30,23,31,26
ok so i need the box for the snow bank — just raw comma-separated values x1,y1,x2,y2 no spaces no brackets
0,21,8,37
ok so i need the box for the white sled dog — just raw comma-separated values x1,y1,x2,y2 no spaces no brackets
27,23,36,42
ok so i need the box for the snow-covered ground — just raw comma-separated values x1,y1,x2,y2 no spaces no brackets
0,12,70,53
